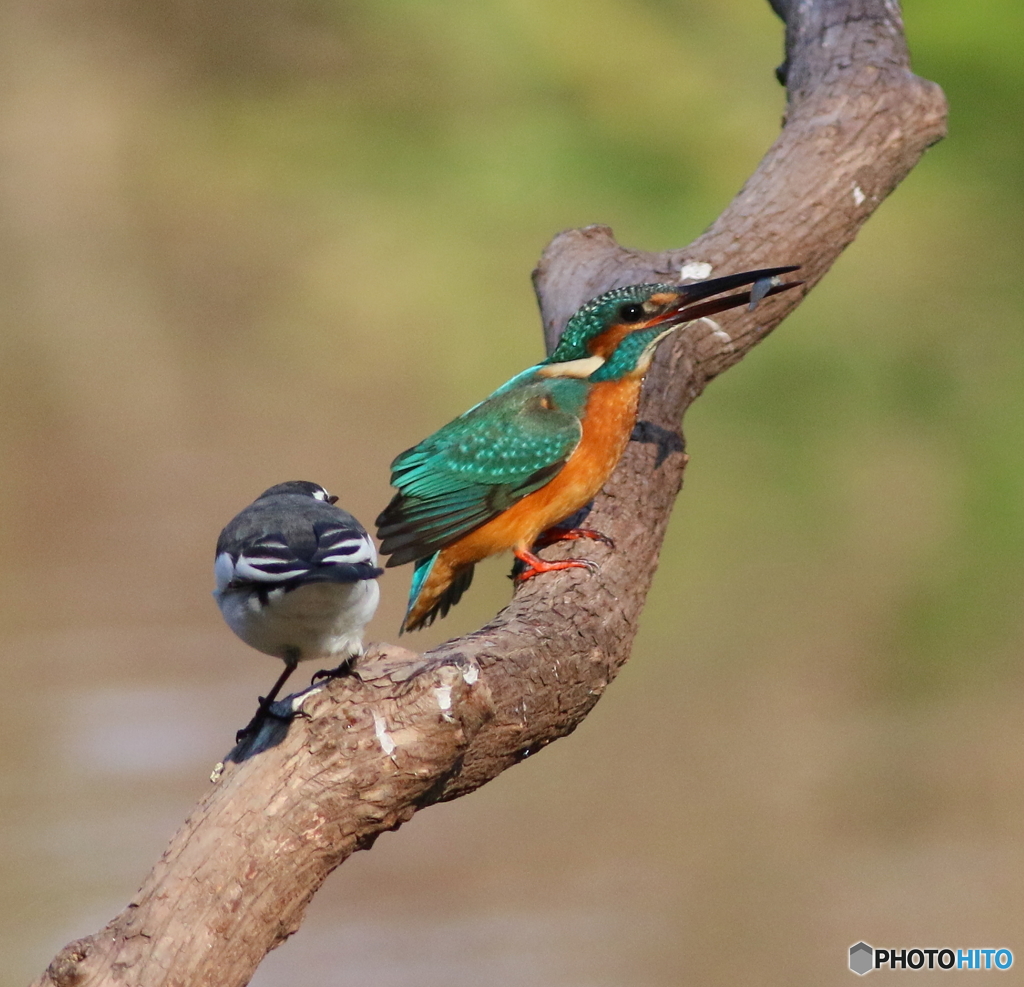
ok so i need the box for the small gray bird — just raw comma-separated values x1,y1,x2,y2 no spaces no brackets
214,481,382,738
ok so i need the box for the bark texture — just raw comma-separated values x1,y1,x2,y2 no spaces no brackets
35,2,946,985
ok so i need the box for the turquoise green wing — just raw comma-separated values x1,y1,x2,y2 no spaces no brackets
376,370,587,566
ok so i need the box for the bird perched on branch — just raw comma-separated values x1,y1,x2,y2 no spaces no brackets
377,266,800,633
214,481,382,738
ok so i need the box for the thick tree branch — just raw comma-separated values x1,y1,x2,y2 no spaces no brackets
35,2,946,984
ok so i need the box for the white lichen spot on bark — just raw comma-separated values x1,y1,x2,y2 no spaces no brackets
434,685,454,721
372,710,396,754
680,260,713,281
290,684,325,715
701,317,733,350
852,185,866,205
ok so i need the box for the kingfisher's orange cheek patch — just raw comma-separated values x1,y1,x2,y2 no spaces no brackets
588,325,633,358
646,292,680,309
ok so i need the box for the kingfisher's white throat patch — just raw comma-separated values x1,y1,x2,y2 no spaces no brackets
536,355,605,379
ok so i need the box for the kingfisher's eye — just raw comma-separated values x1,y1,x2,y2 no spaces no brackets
618,303,645,323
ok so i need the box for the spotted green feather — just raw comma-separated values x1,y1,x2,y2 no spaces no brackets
376,369,589,567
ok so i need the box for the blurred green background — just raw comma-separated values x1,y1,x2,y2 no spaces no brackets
2,0,1022,984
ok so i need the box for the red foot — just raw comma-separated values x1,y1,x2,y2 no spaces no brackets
513,548,599,583
533,526,615,550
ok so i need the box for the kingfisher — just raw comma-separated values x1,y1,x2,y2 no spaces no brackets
214,481,382,738
377,267,800,633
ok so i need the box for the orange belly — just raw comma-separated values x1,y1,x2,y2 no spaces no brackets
404,377,643,629
443,376,643,568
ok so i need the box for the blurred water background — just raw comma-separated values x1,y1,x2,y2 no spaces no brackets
2,0,1022,984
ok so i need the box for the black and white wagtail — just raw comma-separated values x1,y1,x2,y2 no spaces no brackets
214,481,382,738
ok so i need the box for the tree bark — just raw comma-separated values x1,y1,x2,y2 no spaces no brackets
35,2,946,985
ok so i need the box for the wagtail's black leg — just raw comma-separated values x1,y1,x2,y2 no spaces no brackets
235,652,299,745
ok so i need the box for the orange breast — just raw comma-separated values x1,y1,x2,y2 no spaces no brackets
441,377,643,568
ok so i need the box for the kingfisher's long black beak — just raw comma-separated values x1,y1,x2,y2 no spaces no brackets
677,266,800,302
668,265,802,323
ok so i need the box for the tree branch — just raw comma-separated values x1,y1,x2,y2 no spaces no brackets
34,2,946,984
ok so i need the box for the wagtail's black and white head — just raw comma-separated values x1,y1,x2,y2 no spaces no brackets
214,481,382,737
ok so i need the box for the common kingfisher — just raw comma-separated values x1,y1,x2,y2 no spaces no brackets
214,481,382,738
377,267,799,632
